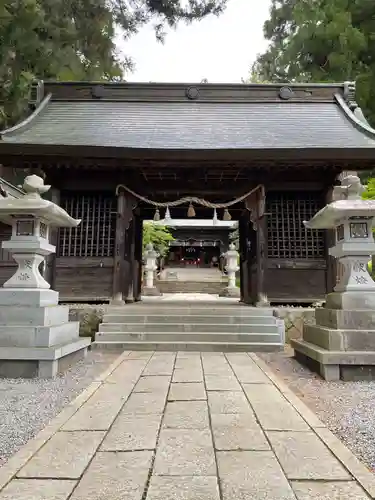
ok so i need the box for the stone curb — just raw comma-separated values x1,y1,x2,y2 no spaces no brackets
0,350,131,492
250,353,375,499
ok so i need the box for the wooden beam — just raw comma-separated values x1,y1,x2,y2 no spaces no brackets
325,186,337,294
45,188,60,288
133,215,143,302
125,218,136,303
111,189,126,305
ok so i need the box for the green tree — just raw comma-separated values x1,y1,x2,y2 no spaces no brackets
362,178,375,200
252,0,375,125
143,222,175,257
0,0,227,127
362,178,375,278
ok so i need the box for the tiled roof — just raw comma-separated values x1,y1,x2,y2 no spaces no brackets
2,84,375,151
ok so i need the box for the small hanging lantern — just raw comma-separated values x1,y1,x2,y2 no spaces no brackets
223,208,232,221
164,206,171,221
153,208,160,221
213,208,218,225
187,202,196,217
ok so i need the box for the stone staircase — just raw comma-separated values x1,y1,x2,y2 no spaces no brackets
156,280,226,294
94,302,284,352
156,267,227,295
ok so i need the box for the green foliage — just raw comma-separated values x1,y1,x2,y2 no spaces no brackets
362,178,375,200
0,0,227,128
229,227,239,249
252,0,375,125
362,179,375,279
143,222,175,257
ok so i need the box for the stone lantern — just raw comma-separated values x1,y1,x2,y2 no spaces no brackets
0,175,90,378
142,242,161,296
292,174,375,380
220,243,240,297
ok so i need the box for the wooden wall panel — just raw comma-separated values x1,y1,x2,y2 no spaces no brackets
0,223,16,287
55,257,113,301
265,268,326,302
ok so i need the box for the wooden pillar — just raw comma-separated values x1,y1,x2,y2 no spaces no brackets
245,185,268,306
255,212,268,306
111,189,126,305
125,218,136,303
133,213,143,302
239,213,251,304
325,186,337,294
45,188,60,289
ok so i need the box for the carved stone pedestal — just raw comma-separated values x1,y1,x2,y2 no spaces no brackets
0,174,90,378
292,292,375,381
292,174,375,381
220,243,240,298
0,289,89,378
142,243,161,296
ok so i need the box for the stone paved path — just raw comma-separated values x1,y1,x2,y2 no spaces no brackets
1,351,374,500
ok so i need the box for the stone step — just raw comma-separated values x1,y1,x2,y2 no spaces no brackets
102,314,277,325
156,281,226,294
105,306,275,317
95,331,281,343
92,340,283,352
98,322,278,334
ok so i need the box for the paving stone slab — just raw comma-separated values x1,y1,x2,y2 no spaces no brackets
176,352,202,359
70,451,152,500
201,362,233,376
217,450,296,500
126,352,154,359
211,413,270,451
143,359,175,376
146,476,220,500
291,481,370,500
174,360,202,371
134,376,171,393
163,401,209,429
227,358,271,384
172,368,203,383
62,383,132,431
101,413,162,451
0,479,77,500
121,392,167,414
208,391,253,414
105,360,148,384
268,431,352,480
168,382,206,401
243,384,309,431
154,428,216,476
17,431,105,479
205,375,241,391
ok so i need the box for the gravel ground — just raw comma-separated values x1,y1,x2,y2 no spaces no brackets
0,350,118,467
259,347,375,472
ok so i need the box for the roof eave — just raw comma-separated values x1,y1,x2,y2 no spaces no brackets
1,143,375,162
0,94,52,138
334,93,375,140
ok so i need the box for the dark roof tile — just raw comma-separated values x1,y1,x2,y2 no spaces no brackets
2,99,375,150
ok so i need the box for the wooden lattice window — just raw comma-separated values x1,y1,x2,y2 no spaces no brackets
267,192,324,259
0,223,13,262
58,193,116,257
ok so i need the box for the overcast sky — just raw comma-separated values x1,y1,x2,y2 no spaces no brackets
116,0,271,83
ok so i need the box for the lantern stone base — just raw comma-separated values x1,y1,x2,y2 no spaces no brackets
142,286,162,296
0,338,89,378
291,338,375,381
0,289,90,378
291,294,375,381
219,286,240,298
325,291,375,310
